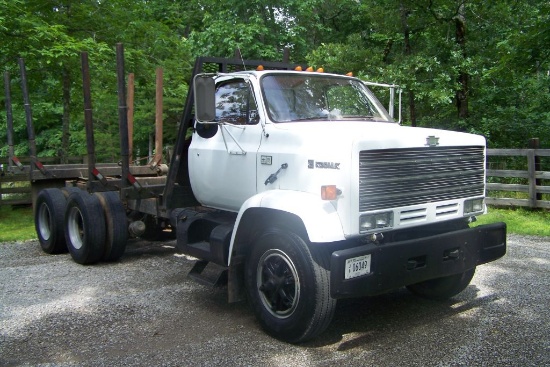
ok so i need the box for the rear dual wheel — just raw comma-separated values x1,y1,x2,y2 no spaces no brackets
35,187,94,254
36,188,128,264
63,191,128,264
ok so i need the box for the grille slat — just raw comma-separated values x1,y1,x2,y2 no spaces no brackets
359,146,485,212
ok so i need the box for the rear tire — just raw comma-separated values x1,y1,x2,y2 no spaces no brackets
245,227,336,343
406,267,476,300
60,186,84,198
94,191,128,262
35,188,68,254
64,192,106,265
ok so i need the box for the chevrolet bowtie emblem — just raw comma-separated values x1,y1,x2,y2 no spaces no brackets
426,135,440,147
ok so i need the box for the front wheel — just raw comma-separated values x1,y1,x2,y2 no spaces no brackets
245,228,336,343
406,267,476,300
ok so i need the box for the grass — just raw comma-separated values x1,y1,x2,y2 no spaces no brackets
474,207,550,237
0,205,36,242
0,204,549,243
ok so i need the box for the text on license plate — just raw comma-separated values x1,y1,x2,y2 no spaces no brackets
345,254,371,279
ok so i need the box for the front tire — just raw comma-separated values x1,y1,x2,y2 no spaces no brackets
245,228,336,343
406,267,476,300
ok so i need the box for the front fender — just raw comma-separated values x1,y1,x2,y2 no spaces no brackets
228,190,345,264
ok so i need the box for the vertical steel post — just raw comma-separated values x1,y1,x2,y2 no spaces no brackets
18,58,37,178
116,43,130,188
162,57,203,207
3,72,15,172
127,73,135,165
152,67,163,167
81,52,96,189
389,87,395,119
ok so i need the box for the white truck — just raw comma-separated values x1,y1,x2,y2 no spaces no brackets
34,54,506,343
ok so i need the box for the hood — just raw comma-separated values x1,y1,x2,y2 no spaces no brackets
268,120,486,151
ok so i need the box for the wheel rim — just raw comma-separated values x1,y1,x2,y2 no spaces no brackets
256,249,300,319
67,206,85,250
37,203,52,241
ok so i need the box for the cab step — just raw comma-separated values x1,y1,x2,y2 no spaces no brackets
175,209,236,266
188,260,228,287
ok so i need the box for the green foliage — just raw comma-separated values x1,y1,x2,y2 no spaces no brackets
474,208,550,237
305,0,549,148
1,0,549,159
0,0,192,162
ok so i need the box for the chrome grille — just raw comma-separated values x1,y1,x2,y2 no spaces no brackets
359,146,485,212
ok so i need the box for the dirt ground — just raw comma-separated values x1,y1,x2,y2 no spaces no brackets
1,234,548,366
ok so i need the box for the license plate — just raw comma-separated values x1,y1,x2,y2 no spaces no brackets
345,254,371,279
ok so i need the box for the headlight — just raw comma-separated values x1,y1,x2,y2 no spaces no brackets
464,198,484,215
360,212,393,233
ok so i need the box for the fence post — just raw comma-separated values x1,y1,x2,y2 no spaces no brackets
529,138,542,202
527,148,537,208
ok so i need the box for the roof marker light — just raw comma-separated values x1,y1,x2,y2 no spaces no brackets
295,66,303,71
306,66,314,72
256,65,264,71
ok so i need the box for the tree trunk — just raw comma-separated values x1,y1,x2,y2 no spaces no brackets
400,1,417,126
455,2,469,119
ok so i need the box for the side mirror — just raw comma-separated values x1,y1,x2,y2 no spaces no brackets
194,75,216,122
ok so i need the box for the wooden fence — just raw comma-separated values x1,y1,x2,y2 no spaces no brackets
486,148,550,209
2,150,550,208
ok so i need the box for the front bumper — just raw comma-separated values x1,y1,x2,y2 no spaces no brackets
330,222,506,299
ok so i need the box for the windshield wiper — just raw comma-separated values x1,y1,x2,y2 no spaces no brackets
342,115,376,120
291,115,329,122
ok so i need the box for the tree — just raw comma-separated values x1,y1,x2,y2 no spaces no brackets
1,0,193,161
305,0,549,147
1,0,548,157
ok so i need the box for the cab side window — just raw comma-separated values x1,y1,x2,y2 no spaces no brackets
216,80,258,125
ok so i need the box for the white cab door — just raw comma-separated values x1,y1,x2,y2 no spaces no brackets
189,79,263,211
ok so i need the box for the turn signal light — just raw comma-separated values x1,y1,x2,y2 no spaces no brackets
321,185,340,200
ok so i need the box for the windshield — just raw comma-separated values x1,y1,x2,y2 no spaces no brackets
261,74,392,123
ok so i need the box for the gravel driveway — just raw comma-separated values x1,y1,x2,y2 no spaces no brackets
1,234,548,366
